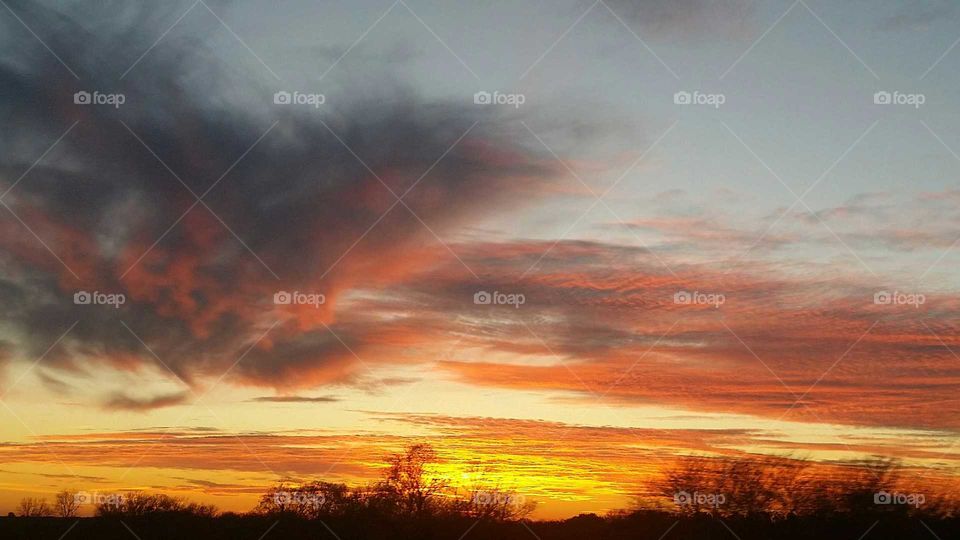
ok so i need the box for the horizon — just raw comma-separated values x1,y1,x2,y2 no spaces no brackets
1,0,959,527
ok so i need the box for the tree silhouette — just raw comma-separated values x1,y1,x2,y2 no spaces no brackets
3,448,960,540
96,492,217,517
253,443,536,523
17,497,51,517
54,491,79,517
643,454,925,518
255,481,360,518
378,443,449,518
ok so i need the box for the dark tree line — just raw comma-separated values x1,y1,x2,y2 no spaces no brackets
253,444,535,521
8,446,960,540
12,444,534,523
640,454,957,518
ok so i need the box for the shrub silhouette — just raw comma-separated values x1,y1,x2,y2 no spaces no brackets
96,492,218,517
255,481,362,518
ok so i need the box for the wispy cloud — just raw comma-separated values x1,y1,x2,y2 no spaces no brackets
247,395,340,403
101,390,191,411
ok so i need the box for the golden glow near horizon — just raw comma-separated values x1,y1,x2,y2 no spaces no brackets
3,359,958,518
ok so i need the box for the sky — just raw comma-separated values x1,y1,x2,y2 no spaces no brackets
1,0,959,519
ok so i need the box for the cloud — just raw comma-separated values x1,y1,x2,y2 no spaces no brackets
0,1,559,391
170,477,255,491
0,469,107,482
35,370,73,394
616,189,960,258
786,190,960,252
612,216,795,253
0,339,13,388
101,390,191,411
1,429,377,478
335,238,960,430
1,0,957,466
247,395,340,403
599,0,755,40
881,1,957,31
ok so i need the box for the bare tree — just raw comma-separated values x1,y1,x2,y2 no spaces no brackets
646,454,916,518
380,444,449,517
18,497,52,516
54,491,80,517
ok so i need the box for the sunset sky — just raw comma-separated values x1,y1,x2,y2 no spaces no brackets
1,0,959,519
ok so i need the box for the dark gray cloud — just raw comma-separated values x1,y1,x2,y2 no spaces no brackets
101,390,191,411
881,1,957,31
0,1,558,391
599,0,754,39
0,339,13,387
